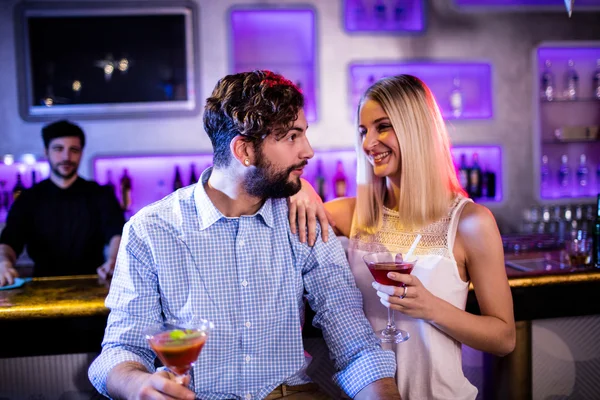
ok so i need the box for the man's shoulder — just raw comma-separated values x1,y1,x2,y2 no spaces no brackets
128,185,196,230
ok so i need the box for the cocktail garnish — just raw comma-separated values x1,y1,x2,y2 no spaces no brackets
169,329,186,340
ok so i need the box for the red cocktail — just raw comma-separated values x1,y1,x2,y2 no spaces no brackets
145,319,213,385
363,252,416,344
367,261,414,286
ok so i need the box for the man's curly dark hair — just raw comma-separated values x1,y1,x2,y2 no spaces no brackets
203,70,304,168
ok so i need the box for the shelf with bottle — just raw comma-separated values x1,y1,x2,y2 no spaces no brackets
539,149,600,201
534,42,600,202
93,154,214,219
348,62,493,121
230,7,317,123
343,0,425,33
451,145,503,204
0,156,51,223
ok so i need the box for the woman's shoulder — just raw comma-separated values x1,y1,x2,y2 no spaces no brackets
457,201,500,242
325,197,356,238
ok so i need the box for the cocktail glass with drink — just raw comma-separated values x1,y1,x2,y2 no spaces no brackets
363,251,417,343
145,318,213,385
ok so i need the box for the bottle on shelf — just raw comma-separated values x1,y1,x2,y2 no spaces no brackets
119,169,132,212
564,59,579,101
173,166,184,192
557,154,571,195
593,59,600,100
189,164,198,185
393,0,408,22
576,154,589,196
0,180,8,211
449,77,464,118
333,160,348,198
12,173,26,202
374,0,387,22
105,170,116,196
541,154,551,196
458,153,470,193
314,159,327,201
593,194,600,268
540,59,555,101
469,153,482,198
482,164,496,199
30,169,37,187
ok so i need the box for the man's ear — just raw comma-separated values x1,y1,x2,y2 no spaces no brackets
230,135,256,167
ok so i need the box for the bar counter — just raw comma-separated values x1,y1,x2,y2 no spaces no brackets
1,262,599,399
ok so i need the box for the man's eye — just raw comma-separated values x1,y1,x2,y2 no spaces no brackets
358,130,366,137
288,134,297,141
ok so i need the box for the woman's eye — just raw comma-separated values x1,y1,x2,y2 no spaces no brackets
377,124,391,132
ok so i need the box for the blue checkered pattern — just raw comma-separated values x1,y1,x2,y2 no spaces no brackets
88,168,396,400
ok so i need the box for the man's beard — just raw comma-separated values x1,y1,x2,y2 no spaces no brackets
244,156,307,199
50,161,78,180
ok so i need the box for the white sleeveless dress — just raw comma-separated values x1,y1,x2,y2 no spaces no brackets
348,197,478,400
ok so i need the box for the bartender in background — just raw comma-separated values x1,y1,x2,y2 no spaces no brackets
0,120,125,286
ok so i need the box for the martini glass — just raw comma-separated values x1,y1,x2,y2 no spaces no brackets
145,318,213,385
363,251,416,343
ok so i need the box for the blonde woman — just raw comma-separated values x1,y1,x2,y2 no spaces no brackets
289,75,515,400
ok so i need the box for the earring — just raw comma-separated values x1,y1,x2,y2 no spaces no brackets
244,159,250,166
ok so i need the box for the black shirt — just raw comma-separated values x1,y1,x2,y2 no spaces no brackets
0,178,125,277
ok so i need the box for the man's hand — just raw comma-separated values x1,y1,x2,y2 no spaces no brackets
134,370,195,400
288,178,334,246
0,260,18,287
107,362,195,400
97,259,116,281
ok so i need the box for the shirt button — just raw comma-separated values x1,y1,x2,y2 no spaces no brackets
239,239,245,246
245,394,252,400
245,355,251,363
245,321,251,328
241,280,248,287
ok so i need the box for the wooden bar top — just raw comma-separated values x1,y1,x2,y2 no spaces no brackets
1,264,599,321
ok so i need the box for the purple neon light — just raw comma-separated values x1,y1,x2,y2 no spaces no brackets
349,62,493,120
90,146,501,219
230,9,317,123
344,0,425,33
455,0,600,7
537,46,600,200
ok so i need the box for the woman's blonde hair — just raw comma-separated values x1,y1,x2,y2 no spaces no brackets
354,74,466,233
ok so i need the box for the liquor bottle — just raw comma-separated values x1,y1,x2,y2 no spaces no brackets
576,154,589,195
189,164,198,185
469,153,482,198
540,155,551,196
540,59,555,101
558,154,570,194
449,77,463,118
173,166,184,191
374,0,387,21
12,173,26,202
482,165,496,199
565,59,579,100
314,159,327,201
105,170,116,196
0,180,8,211
458,153,470,193
393,0,408,22
593,194,600,268
594,59,600,100
30,169,37,186
119,169,132,212
333,160,348,198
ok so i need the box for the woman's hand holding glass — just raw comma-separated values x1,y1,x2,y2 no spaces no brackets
372,272,440,323
287,178,334,245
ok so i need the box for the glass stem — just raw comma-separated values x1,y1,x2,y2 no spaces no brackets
386,307,396,332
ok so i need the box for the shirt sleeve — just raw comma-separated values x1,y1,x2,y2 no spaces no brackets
88,218,162,397
299,226,397,398
0,190,32,256
98,185,126,242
